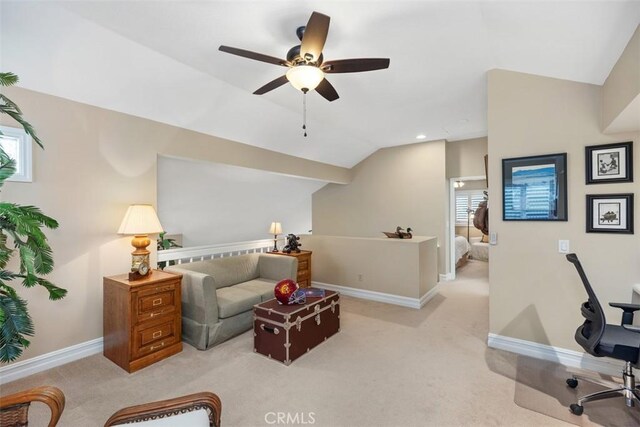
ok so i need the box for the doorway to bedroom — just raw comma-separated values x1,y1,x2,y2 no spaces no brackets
449,176,488,279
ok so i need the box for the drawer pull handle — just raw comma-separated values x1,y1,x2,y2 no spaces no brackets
149,311,161,318
152,330,162,339
260,324,279,335
152,298,163,306
150,342,165,351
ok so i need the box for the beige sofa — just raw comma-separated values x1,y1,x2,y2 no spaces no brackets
165,253,297,350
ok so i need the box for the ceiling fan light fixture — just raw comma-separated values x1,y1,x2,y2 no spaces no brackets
286,65,324,92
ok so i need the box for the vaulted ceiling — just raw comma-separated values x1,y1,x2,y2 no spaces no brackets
2,1,638,167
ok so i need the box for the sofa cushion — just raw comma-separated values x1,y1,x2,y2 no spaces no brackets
177,254,260,289
216,287,261,318
235,279,277,302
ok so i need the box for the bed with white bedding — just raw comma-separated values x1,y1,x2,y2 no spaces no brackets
470,237,489,261
454,235,471,268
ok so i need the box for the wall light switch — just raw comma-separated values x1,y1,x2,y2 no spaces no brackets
559,240,570,254
489,232,497,245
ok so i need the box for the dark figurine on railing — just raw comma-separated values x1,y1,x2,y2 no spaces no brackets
283,234,302,253
382,226,413,239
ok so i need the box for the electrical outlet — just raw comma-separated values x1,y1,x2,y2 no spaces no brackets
558,240,570,254
489,232,497,245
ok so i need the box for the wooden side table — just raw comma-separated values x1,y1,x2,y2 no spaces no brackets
273,250,312,288
103,270,182,373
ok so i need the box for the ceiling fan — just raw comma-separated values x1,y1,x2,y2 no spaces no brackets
219,11,390,102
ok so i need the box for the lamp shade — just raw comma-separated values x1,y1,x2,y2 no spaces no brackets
269,222,282,235
118,205,164,235
286,65,324,92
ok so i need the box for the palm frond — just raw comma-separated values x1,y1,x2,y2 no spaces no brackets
0,203,59,231
19,246,36,282
0,72,18,87
0,233,13,270
34,277,67,300
0,291,33,363
29,237,54,275
0,148,17,188
0,94,22,114
0,107,43,148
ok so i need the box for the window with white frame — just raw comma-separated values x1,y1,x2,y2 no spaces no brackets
455,190,486,225
0,125,32,182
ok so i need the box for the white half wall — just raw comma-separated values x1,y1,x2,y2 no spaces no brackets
158,156,326,246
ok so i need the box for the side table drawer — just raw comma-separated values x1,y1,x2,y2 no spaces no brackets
134,282,179,324
133,316,180,359
298,258,309,271
297,269,310,281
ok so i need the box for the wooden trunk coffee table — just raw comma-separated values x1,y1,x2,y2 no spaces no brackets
253,290,340,365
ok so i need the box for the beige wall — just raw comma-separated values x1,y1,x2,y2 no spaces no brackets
488,69,640,351
312,140,448,274
603,25,640,132
301,235,438,299
446,137,488,179
0,87,350,363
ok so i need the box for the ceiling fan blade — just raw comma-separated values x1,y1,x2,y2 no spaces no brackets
253,75,289,95
219,45,289,67
300,12,330,63
315,78,339,102
322,58,390,73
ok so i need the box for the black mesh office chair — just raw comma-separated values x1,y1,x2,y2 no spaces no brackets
565,253,640,415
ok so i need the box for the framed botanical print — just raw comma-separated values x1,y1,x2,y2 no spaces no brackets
502,153,568,221
585,141,633,184
586,193,634,234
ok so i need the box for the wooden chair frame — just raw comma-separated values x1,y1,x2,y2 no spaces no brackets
104,392,221,427
0,386,65,427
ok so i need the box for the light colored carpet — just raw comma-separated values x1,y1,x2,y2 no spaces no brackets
0,260,613,426
512,355,640,426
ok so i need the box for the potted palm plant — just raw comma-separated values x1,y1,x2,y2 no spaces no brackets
0,72,67,362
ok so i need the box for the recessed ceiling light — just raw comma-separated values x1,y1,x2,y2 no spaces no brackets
416,134,427,140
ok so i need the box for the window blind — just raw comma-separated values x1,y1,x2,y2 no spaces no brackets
455,191,486,225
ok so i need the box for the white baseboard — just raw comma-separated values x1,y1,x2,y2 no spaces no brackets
312,281,440,309
0,337,104,384
487,333,624,376
439,273,455,282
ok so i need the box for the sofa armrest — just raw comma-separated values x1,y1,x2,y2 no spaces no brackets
165,267,219,324
258,254,298,282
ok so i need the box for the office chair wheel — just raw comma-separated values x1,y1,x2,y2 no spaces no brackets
569,403,584,415
566,378,578,388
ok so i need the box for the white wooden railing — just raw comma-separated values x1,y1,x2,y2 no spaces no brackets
157,238,284,265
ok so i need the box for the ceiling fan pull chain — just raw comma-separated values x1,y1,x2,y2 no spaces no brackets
302,90,308,137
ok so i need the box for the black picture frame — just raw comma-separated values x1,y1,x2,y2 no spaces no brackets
586,193,634,234
585,141,633,184
502,153,568,221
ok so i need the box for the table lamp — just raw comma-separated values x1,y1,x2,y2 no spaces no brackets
269,222,282,252
118,204,164,280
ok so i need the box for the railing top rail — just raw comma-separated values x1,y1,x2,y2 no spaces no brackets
158,238,279,262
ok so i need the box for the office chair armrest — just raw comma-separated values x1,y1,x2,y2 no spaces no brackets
623,324,640,333
609,302,640,325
